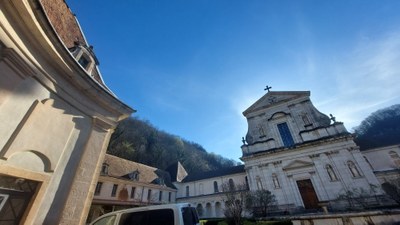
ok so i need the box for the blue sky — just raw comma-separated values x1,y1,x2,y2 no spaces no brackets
67,0,400,161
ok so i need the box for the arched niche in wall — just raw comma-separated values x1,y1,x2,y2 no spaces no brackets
7,150,52,172
268,111,291,121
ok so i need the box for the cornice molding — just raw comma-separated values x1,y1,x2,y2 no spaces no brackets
0,47,36,78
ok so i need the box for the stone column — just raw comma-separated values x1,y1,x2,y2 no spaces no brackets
55,117,114,225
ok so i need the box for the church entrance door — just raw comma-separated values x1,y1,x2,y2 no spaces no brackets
296,179,319,209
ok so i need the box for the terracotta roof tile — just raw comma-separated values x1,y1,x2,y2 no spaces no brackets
104,154,158,184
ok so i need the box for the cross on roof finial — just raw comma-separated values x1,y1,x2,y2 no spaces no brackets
264,85,272,92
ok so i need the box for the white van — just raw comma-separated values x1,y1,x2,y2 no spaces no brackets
89,203,200,225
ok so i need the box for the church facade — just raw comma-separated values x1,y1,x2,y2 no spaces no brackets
174,91,395,217
240,91,383,211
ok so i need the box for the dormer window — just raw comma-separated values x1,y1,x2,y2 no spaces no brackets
101,163,109,175
78,55,90,69
128,170,140,181
153,177,165,185
69,42,99,74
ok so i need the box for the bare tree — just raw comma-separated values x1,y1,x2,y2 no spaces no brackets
246,190,276,217
382,178,400,205
221,182,248,225
337,185,378,209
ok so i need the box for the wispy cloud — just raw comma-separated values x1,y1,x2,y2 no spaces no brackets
317,31,400,129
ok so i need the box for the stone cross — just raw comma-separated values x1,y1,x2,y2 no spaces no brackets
329,114,336,123
264,85,272,92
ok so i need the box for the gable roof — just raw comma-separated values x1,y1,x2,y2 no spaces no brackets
182,165,245,182
103,154,176,189
243,91,310,116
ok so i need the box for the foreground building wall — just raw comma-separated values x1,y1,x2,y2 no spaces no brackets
0,0,133,224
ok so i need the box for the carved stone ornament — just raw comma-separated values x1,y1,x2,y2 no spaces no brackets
245,133,254,145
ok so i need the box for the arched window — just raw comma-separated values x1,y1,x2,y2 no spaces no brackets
213,181,219,193
185,186,190,197
347,161,361,178
272,174,280,188
205,203,212,218
215,202,222,217
256,176,263,190
196,204,204,217
228,179,235,191
326,164,338,181
389,151,400,167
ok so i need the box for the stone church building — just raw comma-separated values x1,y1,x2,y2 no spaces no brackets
173,91,395,218
240,91,383,211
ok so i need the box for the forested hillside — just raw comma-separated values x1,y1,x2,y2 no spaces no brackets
354,104,400,150
107,104,400,172
107,117,239,174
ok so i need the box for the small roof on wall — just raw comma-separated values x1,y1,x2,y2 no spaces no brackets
182,165,245,182
104,154,176,189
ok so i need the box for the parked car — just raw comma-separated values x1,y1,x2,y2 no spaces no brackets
89,203,200,225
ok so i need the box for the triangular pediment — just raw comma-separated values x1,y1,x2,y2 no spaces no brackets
282,159,314,170
243,91,310,116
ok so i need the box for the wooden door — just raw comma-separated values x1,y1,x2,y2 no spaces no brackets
296,179,319,209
